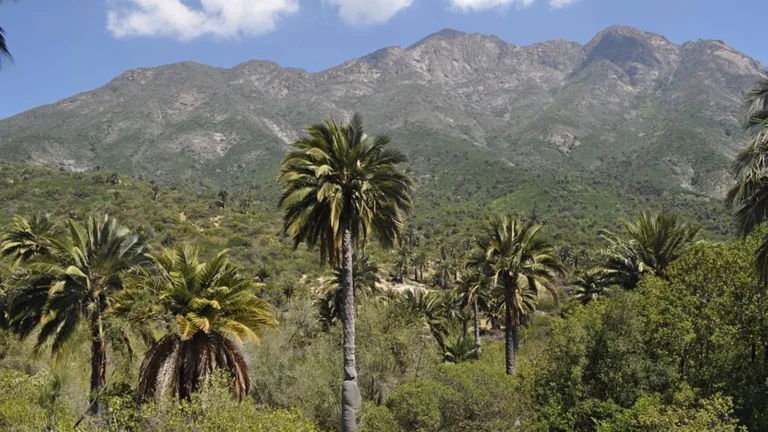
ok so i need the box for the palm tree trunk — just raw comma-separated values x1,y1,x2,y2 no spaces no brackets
89,313,107,416
341,227,361,432
473,299,481,353
504,291,516,376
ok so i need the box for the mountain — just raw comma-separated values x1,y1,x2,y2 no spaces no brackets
0,26,764,239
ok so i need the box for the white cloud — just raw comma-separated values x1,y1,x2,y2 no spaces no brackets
449,0,534,12
326,0,414,25
107,0,300,40
549,0,579,8
449,0,579,11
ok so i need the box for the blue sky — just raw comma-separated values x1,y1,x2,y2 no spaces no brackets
1,0,766,119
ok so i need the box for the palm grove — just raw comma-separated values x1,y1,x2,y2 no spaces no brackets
0,76,767,430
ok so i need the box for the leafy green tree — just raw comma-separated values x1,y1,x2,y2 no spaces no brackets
130,246,277,402
470,215,562,375
6,214,148,415
278,113,413,431
0,213,58,268
727,77,768,281
599,210,699,288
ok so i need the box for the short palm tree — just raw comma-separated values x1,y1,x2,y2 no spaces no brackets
1,213,58,268
571,267,610,305
727,77,768,282
278,113,413,431
318,254,381,330
404,288,448,342
470,215,563,375
599,210,700,288
6,214,148,414
132,247,277,402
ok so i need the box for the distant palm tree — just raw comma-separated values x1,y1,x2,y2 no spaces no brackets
131,247,277,402
471,215,563,375
278,113,413,432
727,77,768,282
437,332,478,363
6,214,148,415
455,268,490,352
1,213,58,268
599,210,700,288
318,254,380,330
571,267,610,305
404,288,448,342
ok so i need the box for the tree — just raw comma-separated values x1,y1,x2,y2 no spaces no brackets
0,213,58,268
599,210,700,289
727,77,768,282
318,254,381,331
470,215,563,375
0,0,12,70
455,268,490,352
129,246,277,402
571,267,611,305
278,113,413,431
5,214,148,415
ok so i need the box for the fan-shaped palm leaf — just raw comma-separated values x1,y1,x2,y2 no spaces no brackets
1,213,58,268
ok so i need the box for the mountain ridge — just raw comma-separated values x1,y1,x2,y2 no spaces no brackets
0,26,764,229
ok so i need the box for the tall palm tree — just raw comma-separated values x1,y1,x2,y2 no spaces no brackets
318,254,381,330
1,213,58,268
127,247,277,402
599,210,700,288
278,113,413,431
470,215,563,375
727,77,768,282
6,214,148,415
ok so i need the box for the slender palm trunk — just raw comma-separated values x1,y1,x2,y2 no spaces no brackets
89,313,107,416
341,228,361,432
504,289,516,376
473,298,481,353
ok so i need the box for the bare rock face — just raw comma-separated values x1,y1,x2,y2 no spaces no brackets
0,26,764,198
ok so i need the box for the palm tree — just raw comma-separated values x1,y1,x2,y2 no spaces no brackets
6,214,148,415
412,250,427,283
129,247,277,402
278,113,413,431
404,288,448,342
318,254,381,330
437,332,478,363
727,77,768,282
1,213,58,268
470,215,563,375
571,267,610,305
0,0,12,70
599,210,700,288
455,269,490,352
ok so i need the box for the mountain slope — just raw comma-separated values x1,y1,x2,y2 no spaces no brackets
0,26,764,234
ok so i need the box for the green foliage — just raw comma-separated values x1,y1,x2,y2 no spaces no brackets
530,233,768,431
599,388,744,432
